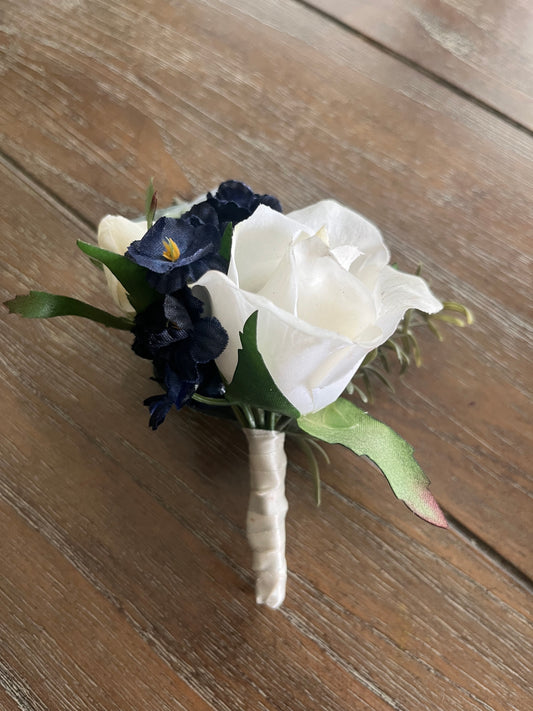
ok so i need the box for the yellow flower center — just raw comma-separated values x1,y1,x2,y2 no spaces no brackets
162,238,181,262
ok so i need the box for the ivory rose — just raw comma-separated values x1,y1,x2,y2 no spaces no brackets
194,201,442,415
97,215,146,314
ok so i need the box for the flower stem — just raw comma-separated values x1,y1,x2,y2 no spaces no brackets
267,411,279,430
276,415,294,432
240,404,257,429
231,405,248,429
192,393,231,407
254,407,266,429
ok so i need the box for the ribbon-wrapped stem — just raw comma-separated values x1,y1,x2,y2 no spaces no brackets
244,429,288,609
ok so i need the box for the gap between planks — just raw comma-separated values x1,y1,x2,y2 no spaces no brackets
0,149,96,234
295,0,533,137
444,510,533,595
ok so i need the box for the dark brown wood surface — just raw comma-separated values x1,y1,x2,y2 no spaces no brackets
304,0,533,130
1,1,532,709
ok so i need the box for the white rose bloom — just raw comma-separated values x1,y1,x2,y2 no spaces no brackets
97,215,147,314
194,201,442,415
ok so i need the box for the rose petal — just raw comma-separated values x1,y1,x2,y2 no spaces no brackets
329,243,362,271
97,215,146,255
292,236,376,340
372,266,442,343
288,200,389,272
256,307,366,414
229,205,307,291
257,241,298,315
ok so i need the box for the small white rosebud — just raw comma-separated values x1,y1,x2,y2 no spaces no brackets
97,215,146,314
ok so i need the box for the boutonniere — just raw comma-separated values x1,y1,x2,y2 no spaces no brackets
6,180,471,608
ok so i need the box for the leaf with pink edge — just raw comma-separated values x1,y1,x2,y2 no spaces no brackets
298,397,447,527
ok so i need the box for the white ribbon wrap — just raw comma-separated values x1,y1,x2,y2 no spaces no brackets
244,429,288,609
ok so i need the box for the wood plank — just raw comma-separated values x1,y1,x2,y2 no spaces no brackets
0,501,214,711
304,0,533,129
2,136,533,711
0,0,531,574
0,689,22,711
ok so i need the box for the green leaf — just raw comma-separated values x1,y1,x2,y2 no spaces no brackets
225,311,300,419
5,291,133,330
298,398,447,527
145,177,157,229
77,241,158,312
433,313,471,328
365,365,395,392
219,222,233,262
87,257,104,271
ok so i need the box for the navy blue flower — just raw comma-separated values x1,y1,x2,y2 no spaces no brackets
144,367,194,430
126,182,281,296
126,215,226,294
206,180,282,227
127,180,282,428
182,201,221,228
133,289,228,428
132,289,202,360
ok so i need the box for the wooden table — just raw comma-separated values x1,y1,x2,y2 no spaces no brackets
1,1,531,709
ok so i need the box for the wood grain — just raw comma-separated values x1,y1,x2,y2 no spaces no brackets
0,0,531,573
0,501,212,711
1,129,532,711
1,0,532,708
304,0,533,129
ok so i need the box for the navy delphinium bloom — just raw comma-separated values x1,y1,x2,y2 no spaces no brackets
206,180,282,229
132,289,203,359
144,366,194,430
128,180,282,428
126,214,227,294
133,289,228,429
126,181,281,296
